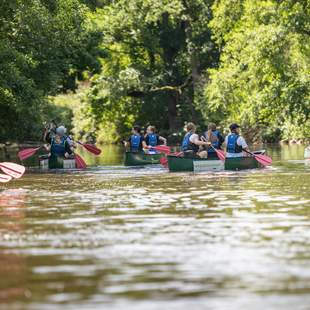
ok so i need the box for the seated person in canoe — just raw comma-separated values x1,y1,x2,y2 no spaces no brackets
144,125,167,154
224,123,250,158
182,122,210,158
124,125,147,153
45,126,75,158
44,122,75,147
203,123,224,157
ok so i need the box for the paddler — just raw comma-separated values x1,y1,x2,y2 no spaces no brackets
124,125,147,153
181,122,210,158
145,125,167,153
57,126,76,148
43,120,57,143
224,123,250,158
204,123,224,158
45,126,74,158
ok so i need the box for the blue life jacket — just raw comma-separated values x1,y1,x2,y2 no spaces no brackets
130,134,142,152
181,133,199,153
147,134,158,147
208,130,220,153
226,134,243,153
51,136,66,157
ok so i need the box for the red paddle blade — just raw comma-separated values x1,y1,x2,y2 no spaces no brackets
0,174,12,183
153,145,171,154
18,147,41,161
82,143,102,155
215,149,226,161
254,154,272,166
0,162,26,179
174,152,183,156
160,157,168,167
75,154,87,169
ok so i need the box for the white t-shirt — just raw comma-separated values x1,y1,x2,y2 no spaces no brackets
189,133,199,144
225,135,248,158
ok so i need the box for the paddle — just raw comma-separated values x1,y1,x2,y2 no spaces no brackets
0,162,26,179
0,174,12,183
201,136,225,161
208,144,225,161
74,154,87,169
149,145,171,155
243,149,272,166
160,152,183,168
159,157,168,167
77,141,102,155
18,146,42,161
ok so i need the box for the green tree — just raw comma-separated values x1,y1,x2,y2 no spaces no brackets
205,0,310,140
0,0,102,141
77,0,218,142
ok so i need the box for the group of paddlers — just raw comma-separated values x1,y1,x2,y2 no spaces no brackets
125,122,250,158
42,119,253,159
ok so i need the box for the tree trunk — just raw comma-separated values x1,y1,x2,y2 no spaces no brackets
160,12,181,131
184,19,200,123
168,92,179,130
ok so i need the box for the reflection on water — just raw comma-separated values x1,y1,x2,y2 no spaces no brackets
0,144,310,309
0,189,29,302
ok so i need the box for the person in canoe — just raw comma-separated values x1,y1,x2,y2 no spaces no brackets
182,122,210,158
203,123,224,158
124,125,147,153
45,126,75,158
43,120,57,143
145,125,167,154
225,123,250,158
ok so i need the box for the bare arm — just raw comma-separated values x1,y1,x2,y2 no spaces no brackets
159,136,167,145
142,140,147,149
192,135,210,147
239,137,250,153
200,135,212,147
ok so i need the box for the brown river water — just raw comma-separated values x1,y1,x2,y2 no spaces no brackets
0,144,309,309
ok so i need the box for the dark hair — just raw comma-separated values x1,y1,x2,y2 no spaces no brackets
229,123,240,131
133,125,141,133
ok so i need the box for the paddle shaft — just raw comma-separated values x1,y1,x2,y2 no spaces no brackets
242,149,272,165
243,149,261,157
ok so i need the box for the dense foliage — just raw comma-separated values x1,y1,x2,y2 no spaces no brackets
0,0,102,141
77,0,309,143
1,0,309,143
74,0,219,143
205,0,310,141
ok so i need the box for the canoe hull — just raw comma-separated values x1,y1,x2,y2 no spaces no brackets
224,157,262,170
168,155,263,172
39,156,76,170
124,152,165,166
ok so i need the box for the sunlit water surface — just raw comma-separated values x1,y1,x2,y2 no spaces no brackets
0,144,310,309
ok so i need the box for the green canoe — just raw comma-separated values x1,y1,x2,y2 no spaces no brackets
124,152,165,166
167,155,263,172
39,155,76,170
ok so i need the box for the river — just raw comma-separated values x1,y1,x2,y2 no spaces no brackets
0,144,309,309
